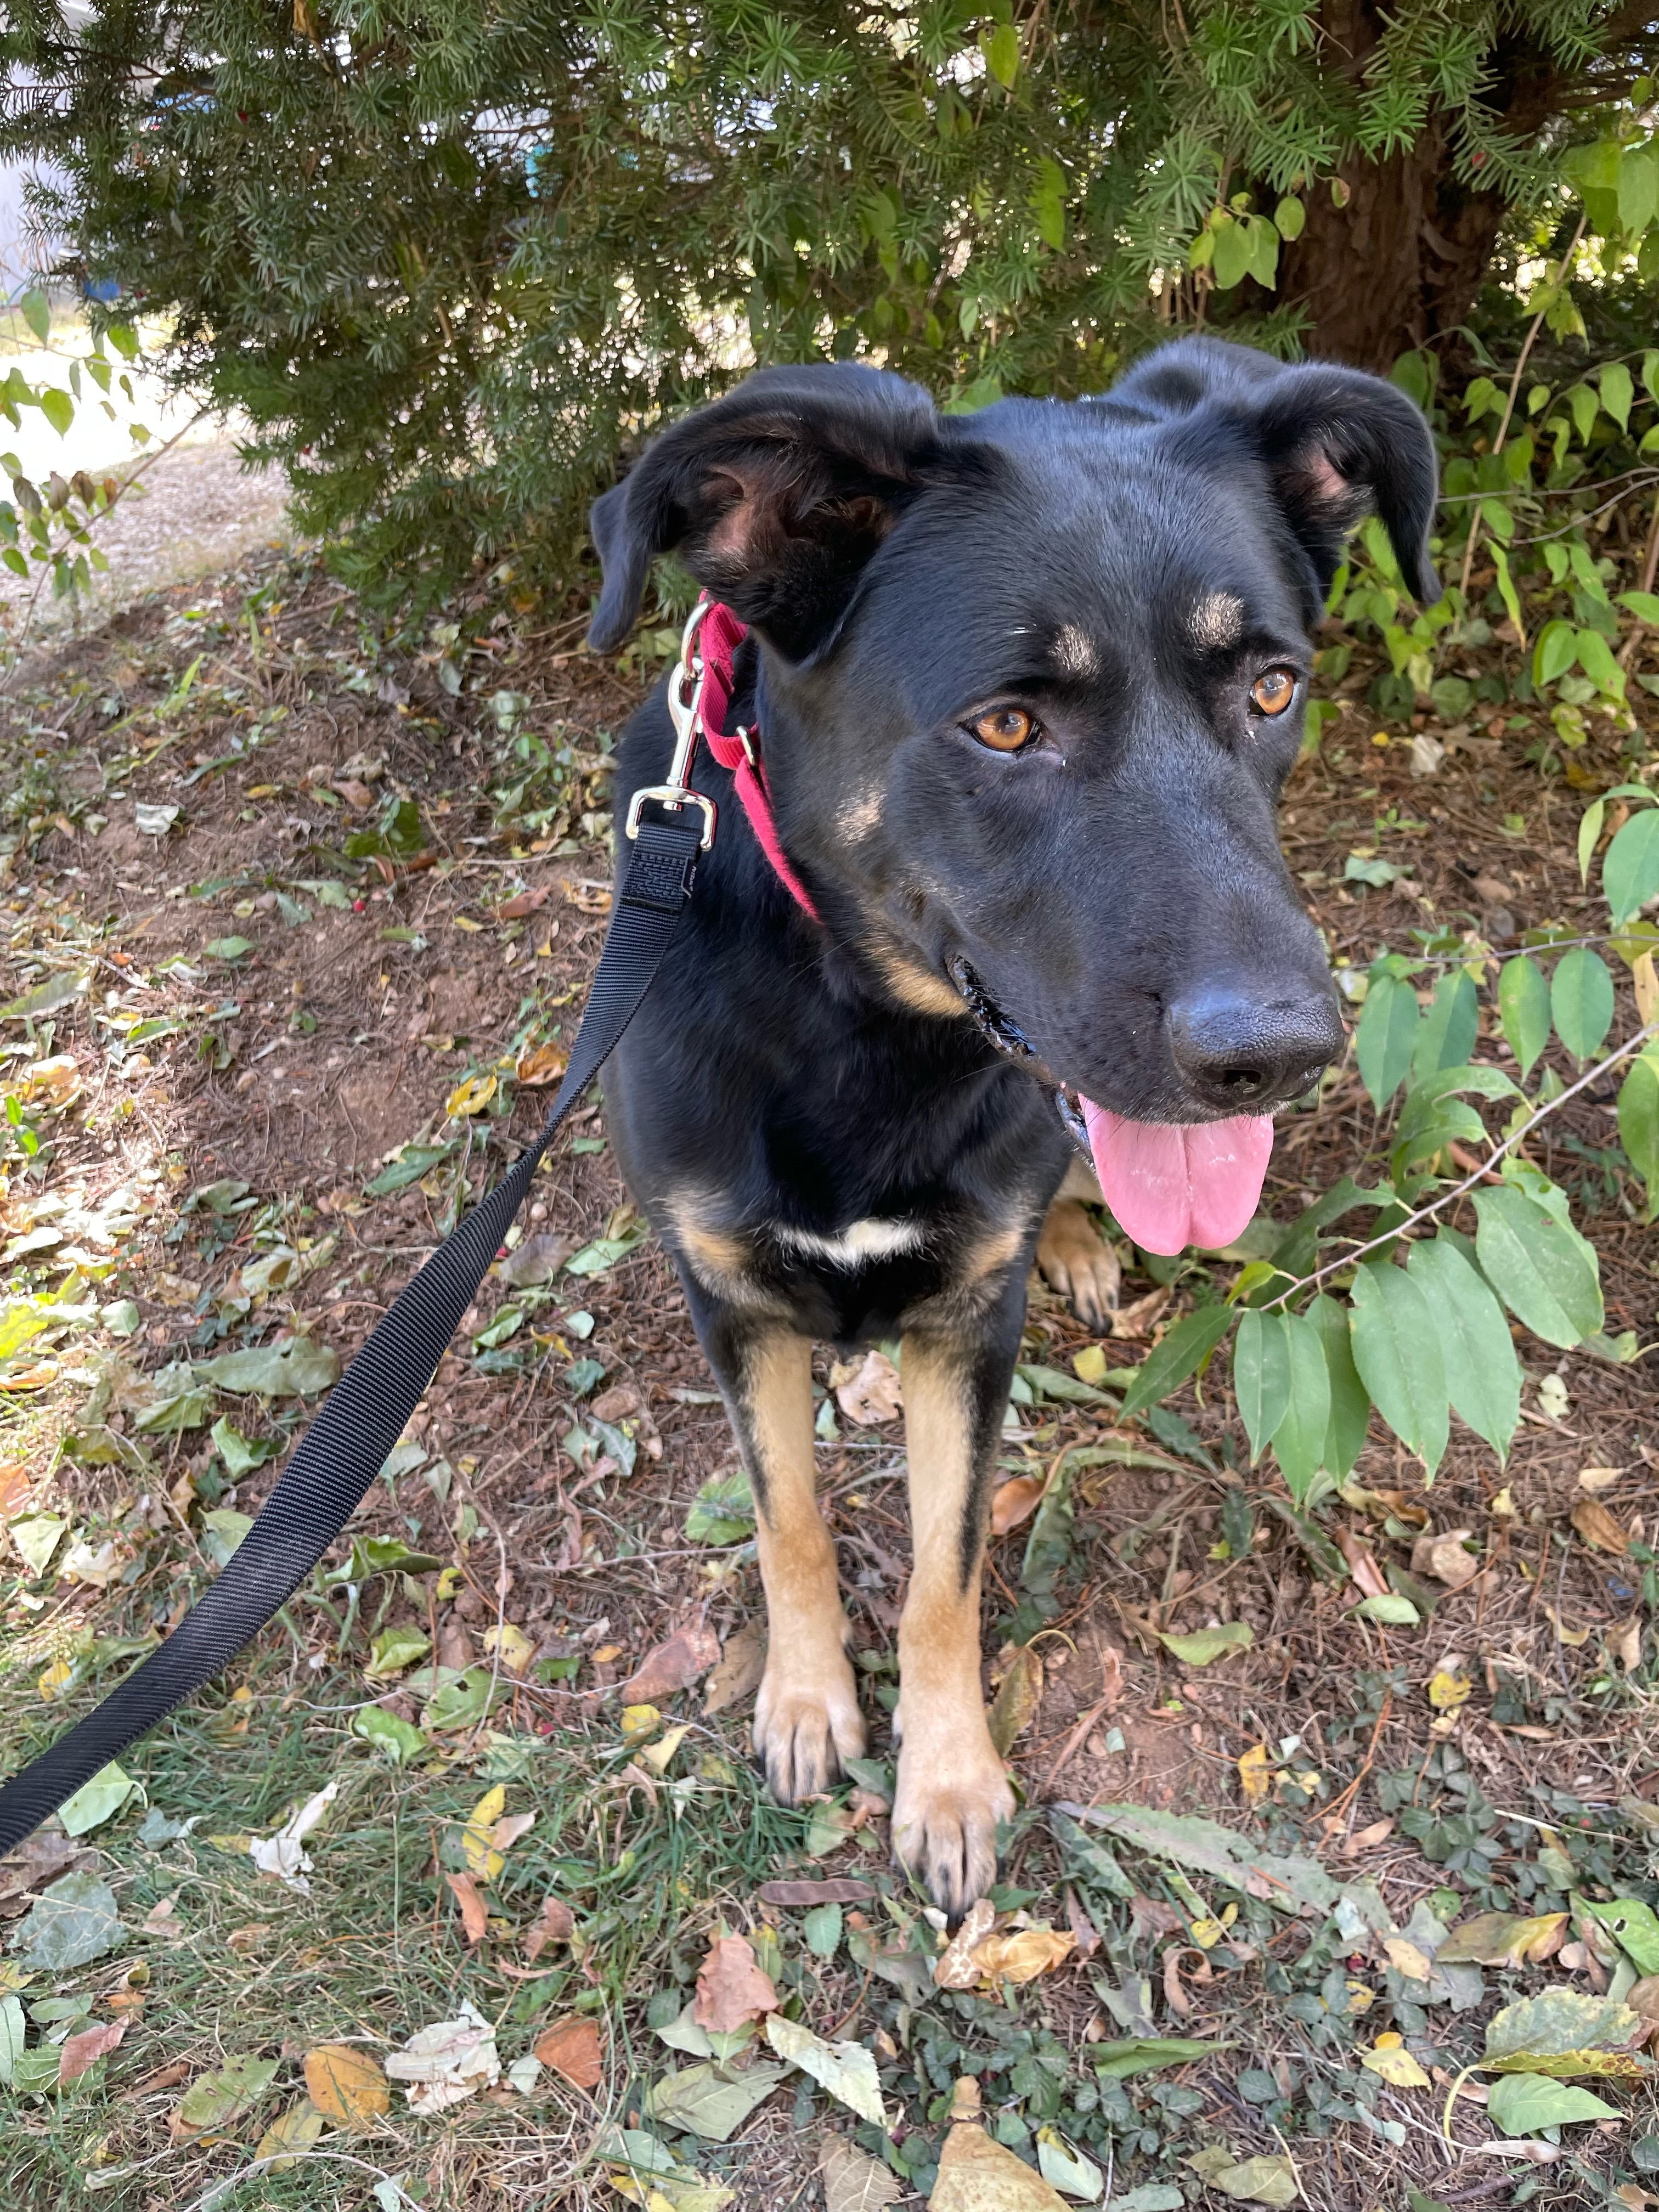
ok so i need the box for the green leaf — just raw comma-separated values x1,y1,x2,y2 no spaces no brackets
1245,215,1279,290
765,2012,884,2125
201,1508,254,1568
1487,2072,1619,2135
1600,361,1634,432
1157,1621,1253,1666
1120,1305,1233,1419
1579,798,1607,885
1407,1235,1520,1464
1621,142,1659,235
0,970,89,1020
1232,1310,1291,1466
1577,625,1626,699
1310,1293,1370,1479
1410,969,1477,1083
1090,2036,1228,2081
1355,971,1419,1108
1348,1261,1448,1477
1352,1592,1420,1625
1268,1310,1330,1506
192,1336,341,1396
174,2054,280,2136
352,1703,430,1763
1582,1896,1659,1976
364,1141,454,1195
20,289,50,344
1483,1989,1650,2079
1489,543,1524,644
58,1762,137,1837
210,1415,279,1476
1533,618,1578,688
15,1871,126,1971
1618,1048,1659,1217
366,1624,431,1676
1473,1184,1604,1347
1619,590,1659,625
1498,955,1551,1079
685,1467,755,1546
9,1512,67,1575
1211,213,1251,291
202,935,253,962
1059,1800,1339,1914
985,20,1020,85
644,2061,788,2142
1604,808,1659,926
1274,194,1305,241
802,1903,842,1959
38,387,72,437
1551,947,1614,1061
0,1993,23,2088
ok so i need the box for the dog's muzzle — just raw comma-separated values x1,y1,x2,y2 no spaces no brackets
947,956,1092,1163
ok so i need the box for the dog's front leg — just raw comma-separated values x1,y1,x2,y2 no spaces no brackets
695,1312,866,1801
892,1308,1020,1916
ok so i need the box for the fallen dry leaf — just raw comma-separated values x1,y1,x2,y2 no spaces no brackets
142,1895,184,1938
971,1927,1075,1987
1342,1817,1396,1855
1610,1617,1644,1671
532,2015,602,2090
987,1645,1042,1757
253,2098,326,2172
934,1898,997,1990
523,1894,575,1963
1163,1943,1212,2017
1579,1465,1625,1493
444,1870,489,1946
0,1463,30,1519
1410,1528,1481,1588
950,2075,983,2121
990,1474,1046,1535
385,2004,500,2114
1238,1743,1272,1805
514,1040,567,1085
128,2059,191,2097
303,2044,391,2124
832,1348,903,1426
619,1620,721,1705
58,2018,125,2086
1382,1936,1434,1982
1572,1498,1630,1555
929,2121,1070,2209
1063,1887,1101,1960
1360,2031,1430,2088
756,1877,875,1907
1544,1602,1593,1647
1439,1911,1568,1969
1335,1526,1389,1599
704,1618,767,1715
693,1933,778,2034
498,885,550,921
820,2136,902,2212
1109,1282,1172,1340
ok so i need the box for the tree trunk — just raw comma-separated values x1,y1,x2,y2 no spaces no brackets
1273,2,1568,371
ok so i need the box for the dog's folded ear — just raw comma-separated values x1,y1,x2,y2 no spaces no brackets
1248,363,1442,612
587,364,940,661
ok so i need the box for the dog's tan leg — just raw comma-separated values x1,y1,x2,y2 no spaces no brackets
891,1333,1015,1915
1035,1154,1121,1328
736,1330,866,1801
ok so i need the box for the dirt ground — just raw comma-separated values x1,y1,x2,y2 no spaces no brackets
3,548,1659,2211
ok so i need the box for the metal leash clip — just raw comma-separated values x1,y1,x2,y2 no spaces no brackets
625,599,719,849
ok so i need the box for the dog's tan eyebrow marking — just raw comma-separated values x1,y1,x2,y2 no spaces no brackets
1190,591,1245,650
1049,624,1100,679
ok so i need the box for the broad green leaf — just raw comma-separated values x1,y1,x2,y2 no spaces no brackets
210,1415,279,1476
985,21,1020,85
14,1871,126,1971
1473,1184,1603,1347
1232,1310,1291,1466
1309,1293,1370,1478
765,2012,884,2125
1274,194,1305,240
1091,2036,1227,2081
1551,947,1614,1060
174,2053,281,2136
1352,1592,1419,1625
643,2061,787,2141
192,1336,340,1396
0,1993,22,2087
1183,2149,1297,2205
1268,1311,1330,1506
1211,213,1251,290
1489,544,1523,644
802,1904,842,1960
1058,1801,1339,1914
9,1513,66,1575
201,1508,253,1568
1158,1622,1252,1666
1620,590,1659,625
1410,969,1477,1083
1581,1896,1659,1976
20,288,50,343
1620,142,1659,235
1408,1234,1520,1464
365,1624,431,1677
1120,1305,1233,1418
1498,955,1551,1079
1533,618,1578,688
1488,2073,1618,2135
364,1142,454,1195
1348,1261,1448,1477
352,1705,429,1763
1355,972,1419,1108
38,387,73,437
1600,360,1634,431
58,1762,137,1837
1579,797,1607,884
1618,1048,1659,1218
1483,1989,1650,2079
1604,807,1659,926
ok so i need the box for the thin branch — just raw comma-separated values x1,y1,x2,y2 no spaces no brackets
1266,1015,1659,1311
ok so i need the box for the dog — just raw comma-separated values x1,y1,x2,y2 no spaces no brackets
586,335,1438,1914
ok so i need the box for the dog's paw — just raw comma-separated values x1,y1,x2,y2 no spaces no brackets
891,1736,1015,1919
1035,1199,1121,1329
754,1656,866,1804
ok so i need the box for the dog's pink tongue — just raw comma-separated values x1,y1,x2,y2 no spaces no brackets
1081,1100,1275,1256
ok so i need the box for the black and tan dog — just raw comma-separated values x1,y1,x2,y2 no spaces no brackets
588,336,1438,1914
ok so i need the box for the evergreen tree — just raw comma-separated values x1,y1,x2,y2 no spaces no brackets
3,1,1655,601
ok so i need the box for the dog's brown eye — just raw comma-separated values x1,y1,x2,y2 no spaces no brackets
969,707,1037,752
1250,668,1297,716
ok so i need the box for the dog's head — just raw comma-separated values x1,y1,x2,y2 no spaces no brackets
590,338,1439,1250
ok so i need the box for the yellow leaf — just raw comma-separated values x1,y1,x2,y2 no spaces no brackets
1072,1344,1108,1385
1544,1604,1593,1647
303,2045,391,2124
1237,1743,1272,1805
1345,1981,1374,2013
445,1072,498,1118
254,2097,326,2170
482,1622,535,1675
620,1703,661,1745
639,1723,691,1775
453,913,484,933
1359,2036,1430,2086
1383,1936,1434,1982
37,1657,76,1701
463,1785,507,1881
1427,1668,1472,1712
969,1927,1075,1985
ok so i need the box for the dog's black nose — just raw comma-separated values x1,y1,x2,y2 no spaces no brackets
1168,984,1345,1112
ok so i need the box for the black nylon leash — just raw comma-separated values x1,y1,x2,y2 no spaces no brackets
0,815,703,1855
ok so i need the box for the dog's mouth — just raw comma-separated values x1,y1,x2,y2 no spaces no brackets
948,956,1274,1257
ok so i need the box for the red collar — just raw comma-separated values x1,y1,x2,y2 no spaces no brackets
681,599,821,922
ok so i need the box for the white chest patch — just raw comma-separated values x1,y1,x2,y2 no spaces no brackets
771,1216,925,1268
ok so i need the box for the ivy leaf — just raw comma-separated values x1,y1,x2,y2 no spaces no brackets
1348,1261,1448,1477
